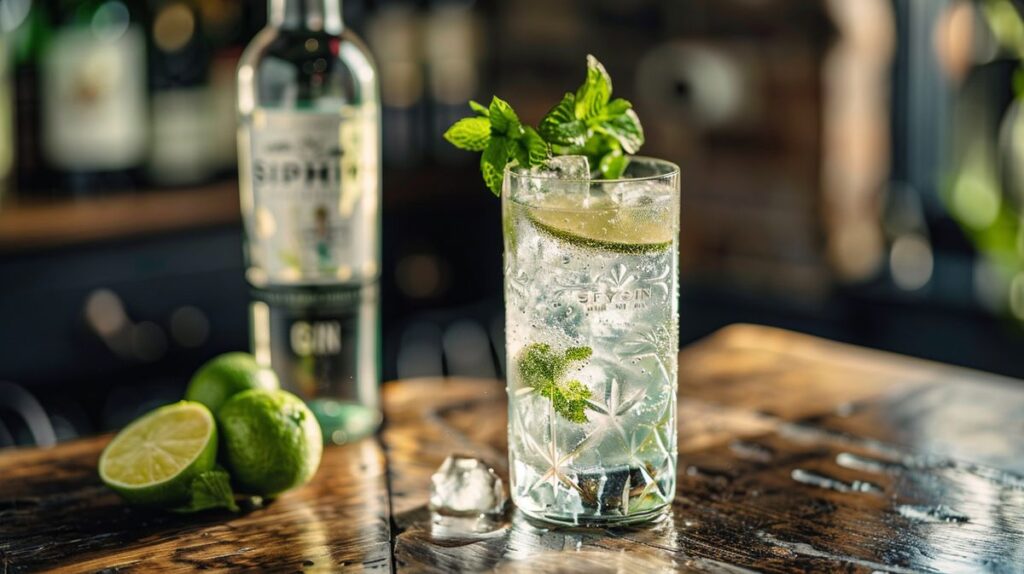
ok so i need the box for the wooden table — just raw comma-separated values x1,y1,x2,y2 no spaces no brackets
2,325,1023,572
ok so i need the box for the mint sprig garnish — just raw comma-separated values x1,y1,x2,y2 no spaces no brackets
444,96,553,195
444,55,644,194
541,56,644,179
517,343,593,423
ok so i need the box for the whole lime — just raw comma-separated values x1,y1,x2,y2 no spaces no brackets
185,352,279,414
218,389,323,497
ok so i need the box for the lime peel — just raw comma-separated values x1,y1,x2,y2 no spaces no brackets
527,208,673,254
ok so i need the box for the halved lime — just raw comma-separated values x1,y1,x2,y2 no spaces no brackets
99,401,217,507
528,206,674,254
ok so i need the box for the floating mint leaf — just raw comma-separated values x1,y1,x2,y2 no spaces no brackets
563,346,593,362
516,343,594,423
518,343,561,389
538,379,591,424
172,468,239,513
444,117,491,152
554,380,591,424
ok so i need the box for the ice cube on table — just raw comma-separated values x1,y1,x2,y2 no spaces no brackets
429,454,507,516
526,155,591,198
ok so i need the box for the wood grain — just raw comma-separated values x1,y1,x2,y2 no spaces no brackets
383,325,1024,573
0,438,391,572
2,324,1023,573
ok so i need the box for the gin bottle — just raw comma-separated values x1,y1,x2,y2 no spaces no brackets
237,0,380,288
238,0,382,442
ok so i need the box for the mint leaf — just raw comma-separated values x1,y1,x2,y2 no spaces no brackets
521,127,551,167
518,343,562,388
563,346,593,362
443,55,647,194
469,100,490,117
554,380,591,424
537,56,644,173
516,343,594,423
489,96,522,137
600,109,644,154
598,149,628,179
574,55,612,120
604,98,632,117
444,117,491,152
537,378,591,424
510,141,528,168
172,469,239,513
539,93,587,147
481,136,511,196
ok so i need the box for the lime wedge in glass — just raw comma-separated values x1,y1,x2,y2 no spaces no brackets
528,205,674,254
99,401,218,507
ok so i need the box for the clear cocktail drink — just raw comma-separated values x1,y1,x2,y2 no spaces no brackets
503,157,680,526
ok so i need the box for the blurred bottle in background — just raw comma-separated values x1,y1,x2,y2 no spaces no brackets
200,0,245,178
237,0,382,442
8,0,49,194
0,24,14,202
366,0,424,168
147,0,210,186
41,0,149,195
423,0,482,164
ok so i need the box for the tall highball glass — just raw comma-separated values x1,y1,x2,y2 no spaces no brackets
503,157,680,526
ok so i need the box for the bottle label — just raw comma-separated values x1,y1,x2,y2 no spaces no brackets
250,285,379,409
243,107,379,285
42,26,148,170
149,88,213,185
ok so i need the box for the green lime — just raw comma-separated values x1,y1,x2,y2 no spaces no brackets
185,352,279,414
528,204,673,254
99,401,217,507
218,389,323,497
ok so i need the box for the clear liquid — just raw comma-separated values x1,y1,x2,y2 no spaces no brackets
503,187,679,525
251,284,381,444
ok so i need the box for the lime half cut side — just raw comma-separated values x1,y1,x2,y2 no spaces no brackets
527,205,674,254
99,401,217,507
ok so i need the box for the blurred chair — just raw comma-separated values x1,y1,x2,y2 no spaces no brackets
391,302,504,381
0,381,57,449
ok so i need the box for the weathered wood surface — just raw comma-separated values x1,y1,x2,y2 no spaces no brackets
0,438,391,572
2,324,1023,572
384,325,1024,573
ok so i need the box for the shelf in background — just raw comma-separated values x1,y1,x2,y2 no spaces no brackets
0,182,241,253
0,164,484,254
